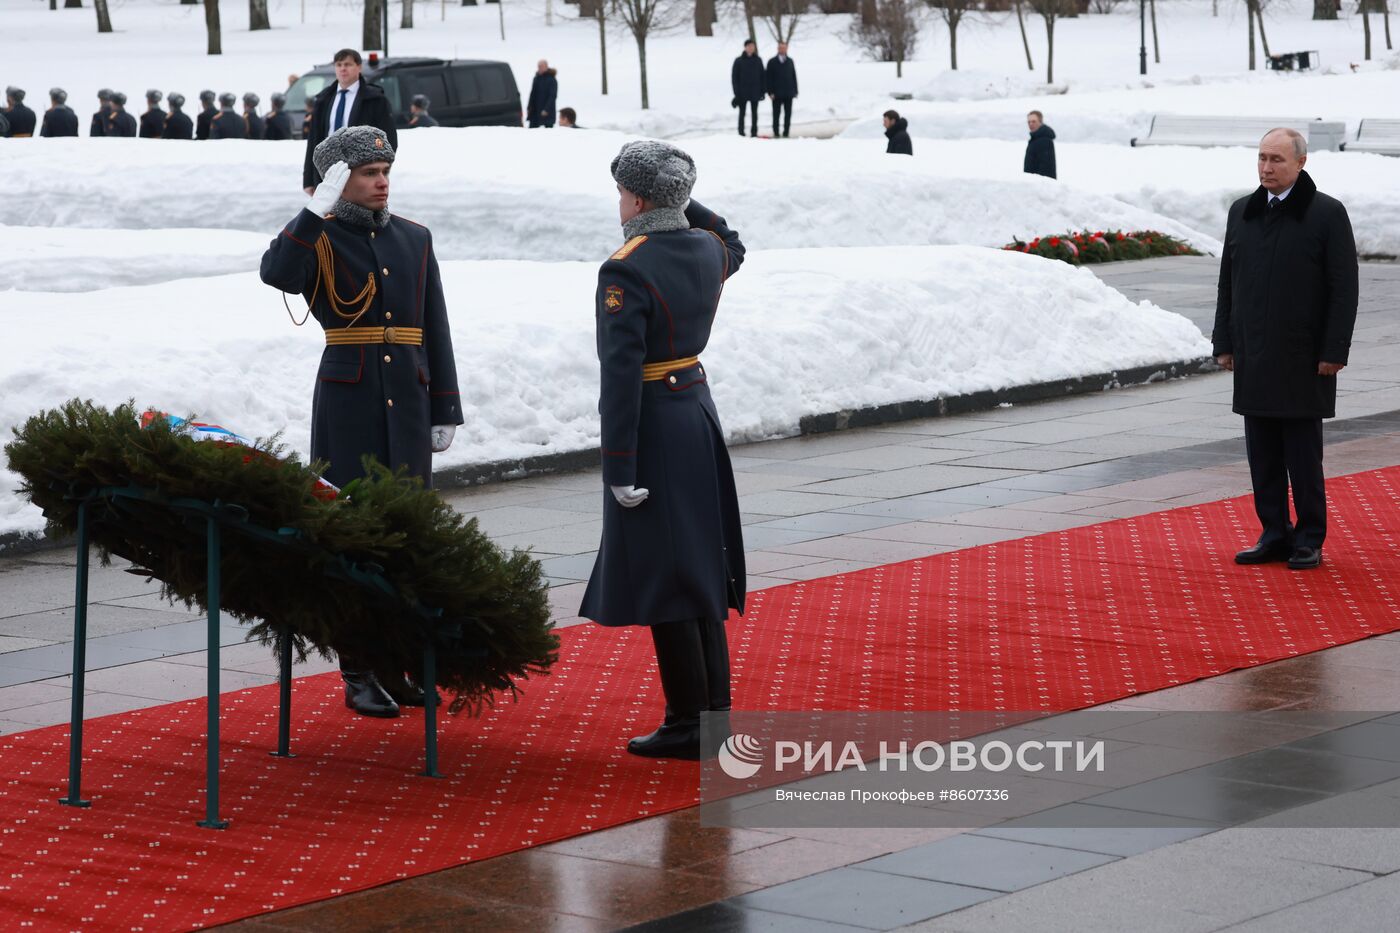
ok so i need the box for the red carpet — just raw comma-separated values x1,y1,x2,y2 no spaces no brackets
3,466,1400,930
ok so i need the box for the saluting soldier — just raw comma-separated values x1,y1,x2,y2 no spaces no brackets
106,92,138,137
139,89,165,139
89,88,112,137
243,92,265,139
210,93,245,139
580,141,747,761
4,87,37,137
163,93,194,140
195,90,217,140
259,126,464,718
264,92,292,140
41,88,79,137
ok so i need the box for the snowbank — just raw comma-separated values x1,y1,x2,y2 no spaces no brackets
1,129,1219,286
1,226,271,292
0,245,1211,535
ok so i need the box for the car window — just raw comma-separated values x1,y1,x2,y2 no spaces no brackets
406,70,449,110
451,67,481,105
476,67,511,104
286,74,330,113
376,75,403,113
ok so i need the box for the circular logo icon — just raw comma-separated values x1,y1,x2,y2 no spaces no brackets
718,733,764,780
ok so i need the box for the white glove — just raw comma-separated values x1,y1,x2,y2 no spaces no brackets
431,424,456,453
611,485,650,508
305,161,351,216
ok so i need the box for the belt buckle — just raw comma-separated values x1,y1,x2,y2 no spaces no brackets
383,326,397,344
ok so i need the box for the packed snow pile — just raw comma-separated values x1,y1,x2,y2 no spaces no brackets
2,226,271,292
0,245,1211,535
912,71,1068,102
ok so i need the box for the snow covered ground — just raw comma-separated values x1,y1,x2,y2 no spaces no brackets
0,246,1210,535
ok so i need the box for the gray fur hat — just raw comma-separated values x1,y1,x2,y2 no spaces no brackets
199,89,215,103
218,92,236,107
50,87,67,104
243,92,259,108
110,91,127,106
97,88,112,101
168,93,186,109
146,89,162,103
610,140,696,209
313,125,396,179
6,86,24,102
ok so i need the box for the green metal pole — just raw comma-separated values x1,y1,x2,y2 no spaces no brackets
271,622,295,758
422,642,442,778
198,516,229,829
58,500,92,809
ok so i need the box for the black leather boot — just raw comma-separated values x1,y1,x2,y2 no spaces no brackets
341,671,400,718
379,672,427,707
629,620,708,760
698,618,732,759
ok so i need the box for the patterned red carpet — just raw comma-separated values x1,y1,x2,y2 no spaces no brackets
3,467,1400,930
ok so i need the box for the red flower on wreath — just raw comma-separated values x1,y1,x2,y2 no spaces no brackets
1049,237,1061,247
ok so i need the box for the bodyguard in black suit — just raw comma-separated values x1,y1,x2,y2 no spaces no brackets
41,89,79,137
264,93,292,140
765,43,798,138
1214,129,1358,571
261,126,463,717
4,87,37,137
731,39,764,137
162,94,194,139
139,90,165,139
195,90,217,140
581,140,746,761
302,49,398,193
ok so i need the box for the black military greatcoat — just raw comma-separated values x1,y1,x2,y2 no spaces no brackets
163,111,194,140
3,102,36,137
107,109,137,137
41,105,79,137
259,208,463,488
1212,171,1358,420
264,110,292,140
139,108,165,138
580,200,747,629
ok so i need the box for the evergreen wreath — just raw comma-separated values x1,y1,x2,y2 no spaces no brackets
4,399,559,713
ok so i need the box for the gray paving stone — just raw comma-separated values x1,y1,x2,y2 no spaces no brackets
860,834,1118,893
1220,873,1400,933
802,465,1027,499
973,803,1216,856
738,490,878,517
752,512,908,535
733,866,998,930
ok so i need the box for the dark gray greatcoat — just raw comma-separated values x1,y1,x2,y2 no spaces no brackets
162,110,194,140
41,105,79,137
1212,170,1358,420
259,208,464,488
580,200,747,629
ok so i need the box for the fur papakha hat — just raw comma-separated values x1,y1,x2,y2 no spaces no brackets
313,125,396,179
610,140,696,210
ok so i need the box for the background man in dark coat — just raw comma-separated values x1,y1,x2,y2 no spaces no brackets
89,88,112,137
765,41,798,138
243,93,265,140
138,90,165,139
883,110,912,155
407,94,438,128
731,39,764,137
527,59,558,127
582,140,746,761
195,90,217,140
1024,110,1057,179
41,88,79,137
3,87,37,137
559,107,579,128
263,92,292,140
210,93,245,139
1213,128,1358,571
261,125,463,717
106,92,137,137
302,49,398,194
162,93,193,139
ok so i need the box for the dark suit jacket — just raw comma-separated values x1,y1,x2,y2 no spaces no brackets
302,79,398,189
765,55,798,99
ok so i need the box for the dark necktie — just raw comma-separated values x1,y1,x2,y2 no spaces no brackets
1269,196,1281,211
332,89,348,134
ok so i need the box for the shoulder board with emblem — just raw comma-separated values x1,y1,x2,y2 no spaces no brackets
610,235,648,262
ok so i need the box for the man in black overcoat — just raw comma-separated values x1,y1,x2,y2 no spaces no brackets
196,90,217,140
40,88,79,137
1213,128,1358,570
765,41,798,138
1024,110,1057,179
581,140,747,761
162,94,194,139
261,126,464,717
139,90,165,139
884,110,912,155
527,60,558,128
3,87,37,137
731,39,764,137
302,49,398,194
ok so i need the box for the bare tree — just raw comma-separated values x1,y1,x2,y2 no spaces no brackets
762,0,805,43
1014,0,1035,69
1254,0,1272,58
929,0,976,69
363,0,382,51
1028,0,1070,83
250,0,270,29
65,0,83,7
94,0,112,31
848,0,922,77
205,0,222,54
580,0,611,92
1313,0,1336,19
696,0,716,35
1087,0,1121,12
617,0,682,108
1385,0,1393,50
1150,0,1159,61
1245,0,1257,67
403,0,415,27
1362,0,1373,58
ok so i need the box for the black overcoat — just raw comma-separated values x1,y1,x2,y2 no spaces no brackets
1024,124,1057,178
196,104,216,140
163,111,194,140
264,110,292,140
107,110,137,137
580,200,747,629
89,106,109,137
527,70,558,127
302,80,398,188
885,118,912,155
1212,171,1358,420
765,55,798,99
245,113,266,140
139,108,165,138
41,106,79,137
259,209,464,488
732,53,765,103
209,108,246,139
3,102,36,136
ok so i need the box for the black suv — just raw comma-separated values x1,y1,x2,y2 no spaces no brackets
285,57,521,136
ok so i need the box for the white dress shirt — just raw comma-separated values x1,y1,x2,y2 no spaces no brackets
327,81,360,138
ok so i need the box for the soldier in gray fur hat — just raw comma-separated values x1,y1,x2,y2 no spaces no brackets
139,89,165,139
41,88,79,137
163,93,194,140
90,88,112,137
260,124,462,719
243,92,265,140
3,86,35,137
580,139,748,760
196,89,217,140
106,91,137,137
210,92,245,139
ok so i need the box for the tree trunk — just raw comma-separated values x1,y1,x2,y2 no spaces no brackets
949,19,959,68
64,0,82,8
402,0,414,27
363,0,381,50
1363,0,1372,58
94,0,112,31
1385,0,1392,50
1247,0,1255,68
637,34,649,109
696,0,714,35
1016,0,1034,70
1150,0,1159,61
250,0,270,29
599,2,609,94
498,0,506,39
896,56,903,77
1045,18,1055,83
1255,2,1271,57
205,0,222,54
742,0,756,39
1312,0,1336,17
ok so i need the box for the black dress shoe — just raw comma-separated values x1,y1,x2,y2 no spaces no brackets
1288,546,1322,570
342,671,400,718
628,719,702,760
1235,543,1292,565
380,673,427,707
